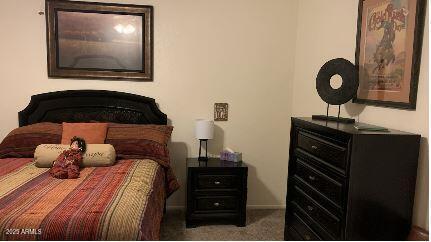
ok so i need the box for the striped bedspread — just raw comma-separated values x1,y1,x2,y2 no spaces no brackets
0,158,166,240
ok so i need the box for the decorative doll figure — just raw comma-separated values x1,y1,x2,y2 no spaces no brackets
49,136,86,179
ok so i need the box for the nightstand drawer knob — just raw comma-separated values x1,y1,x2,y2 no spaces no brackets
214,181,221,185
311,145,318,150
308,175,316,181
307,205,314,211
213,202,220,207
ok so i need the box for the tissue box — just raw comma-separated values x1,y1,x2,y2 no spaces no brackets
220,151,242,162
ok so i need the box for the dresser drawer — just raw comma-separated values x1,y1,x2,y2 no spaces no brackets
292,185,341,238
195,196,238,211
197,174,238,190
285,225,304,240
297,131,347,170
294,159,343,206
288,208,321,241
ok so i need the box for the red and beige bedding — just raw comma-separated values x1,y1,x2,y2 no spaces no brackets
0,122,179,240
0,158,165,240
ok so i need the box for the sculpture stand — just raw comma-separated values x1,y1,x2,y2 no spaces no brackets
312,104,355,124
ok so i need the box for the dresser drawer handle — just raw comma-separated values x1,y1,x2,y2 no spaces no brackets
311,145,318,150
307,205,314,211
304,234,311,240
213,202,220,207
214,181,221,185
308,175,316,181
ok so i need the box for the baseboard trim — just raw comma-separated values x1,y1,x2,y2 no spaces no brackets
166,205,286,210
166,205,184,211
246,205,286,209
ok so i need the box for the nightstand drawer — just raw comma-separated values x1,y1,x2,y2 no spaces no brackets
294,159,343,206
197,174,238,190
195,196,238,211
297,131,346,170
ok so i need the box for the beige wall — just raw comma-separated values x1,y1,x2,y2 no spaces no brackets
292,0,429,229
0,0,298,208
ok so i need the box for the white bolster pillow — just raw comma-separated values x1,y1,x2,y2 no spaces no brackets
34,144,116,168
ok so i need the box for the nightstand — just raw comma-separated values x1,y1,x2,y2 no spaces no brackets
186,158,248,228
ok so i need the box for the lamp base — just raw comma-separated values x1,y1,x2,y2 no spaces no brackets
198,139,209,162
198,156,209,162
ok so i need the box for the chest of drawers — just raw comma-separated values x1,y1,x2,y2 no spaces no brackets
186,158,248,228
285,117,421,240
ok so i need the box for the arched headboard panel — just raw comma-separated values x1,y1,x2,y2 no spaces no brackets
18,90,167,126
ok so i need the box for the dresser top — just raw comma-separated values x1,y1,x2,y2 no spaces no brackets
187,158,247,168
294,117,419,136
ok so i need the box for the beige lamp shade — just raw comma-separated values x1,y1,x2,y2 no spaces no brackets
195,119,214,140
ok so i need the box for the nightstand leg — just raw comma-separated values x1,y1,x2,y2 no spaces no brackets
186,220,197,228
236,216,246,227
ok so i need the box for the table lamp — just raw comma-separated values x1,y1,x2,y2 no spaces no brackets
195,119,214,161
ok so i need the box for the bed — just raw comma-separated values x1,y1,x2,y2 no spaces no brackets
0,90,178,240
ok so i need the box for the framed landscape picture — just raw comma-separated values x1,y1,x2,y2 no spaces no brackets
353,0,426,109
46,0,153,81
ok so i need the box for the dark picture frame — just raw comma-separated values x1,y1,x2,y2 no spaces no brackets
46,0,153,81
353,0,426,109
214,103,228,121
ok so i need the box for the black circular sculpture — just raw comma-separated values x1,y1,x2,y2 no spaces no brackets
313,58,359,123
316,58,359,105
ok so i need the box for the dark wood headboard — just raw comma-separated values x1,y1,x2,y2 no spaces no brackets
18,90,167,126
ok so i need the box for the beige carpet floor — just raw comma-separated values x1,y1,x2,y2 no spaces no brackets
160,209,285,241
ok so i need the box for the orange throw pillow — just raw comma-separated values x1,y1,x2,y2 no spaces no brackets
61,122,108,144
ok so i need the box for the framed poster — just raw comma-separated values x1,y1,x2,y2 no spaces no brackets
46,0,153,81
353,0,426,109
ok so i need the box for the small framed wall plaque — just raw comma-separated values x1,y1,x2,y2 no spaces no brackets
214,103,228,121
